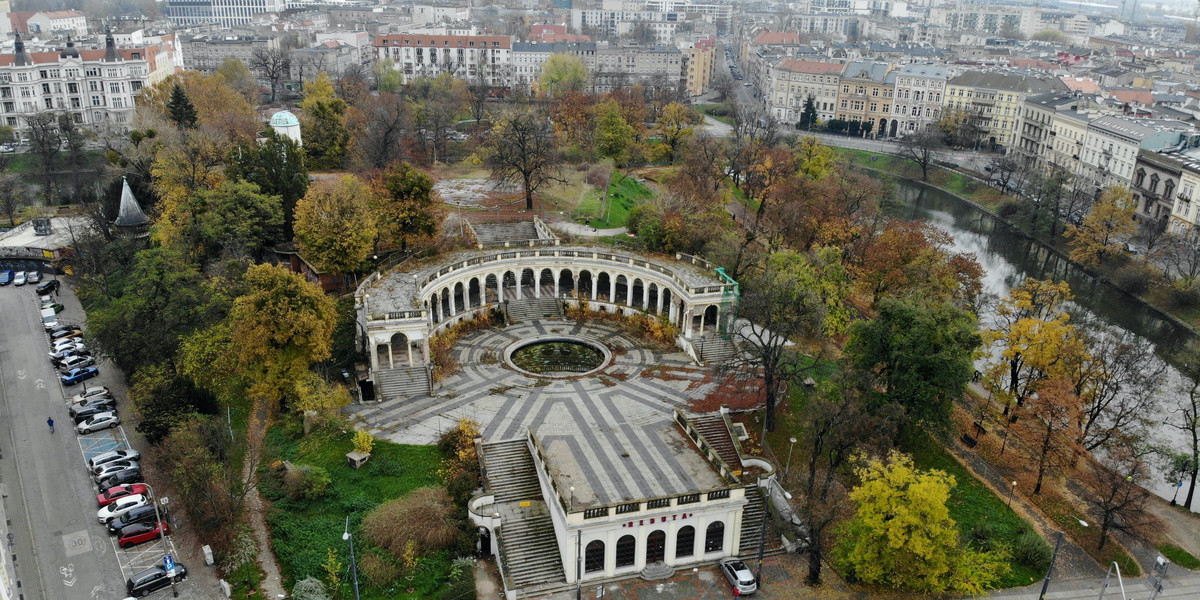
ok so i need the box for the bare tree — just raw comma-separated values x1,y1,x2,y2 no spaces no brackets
350,92,410,170
989,155,1021,191
897,128,943,181
250,48,290,103
1171,349,1200,510
335,62,370,107
1083,440,1151,550
1014,378,1082,495
1159,233,1200,288
26,112,61,200
1064,317,1163,451
483,107,561,210
466,74,492,128
0,174,24,226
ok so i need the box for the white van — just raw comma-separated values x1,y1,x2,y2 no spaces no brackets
41,307,58,329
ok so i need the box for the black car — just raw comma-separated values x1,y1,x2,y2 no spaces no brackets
97,468,143,493
107,503,158,534
126,563,187,597
71,405,111,424
36,280,59,295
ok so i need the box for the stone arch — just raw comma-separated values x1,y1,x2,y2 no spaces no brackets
646,530,666,564
615,534,636,568
675,525,695,558
558,270,575,297
631,278,644,309
578,270,593,299
661,288,672,316
441,288,451,318
585,540,605,573
704,521,724,553
387,331,412,368
502,271,517,300
647,283,659,314
704,305,719,333
520,268,536,298
596,272,611,302
453,282,465,314
539,268,554,297
615,274,629,305
468,278,481,308
485,274,500,303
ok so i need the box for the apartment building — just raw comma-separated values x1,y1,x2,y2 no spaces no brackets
1045,108,1093,177
372,33,512,87
1015,93,1078,170
592,44,684,94
1169,163,1200,236
834,60,895,135
1133,150,1183,225
1079,115,1194,194
891,64,948,137
0,34,162,132
569,9,682,45
765,59,842,124
943,70,1068,150
24,11,88,36
180,34,280,74
682,38,717,98
165,0,287,27
927,4,1042,38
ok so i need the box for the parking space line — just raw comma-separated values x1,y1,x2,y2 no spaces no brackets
76,426,130,465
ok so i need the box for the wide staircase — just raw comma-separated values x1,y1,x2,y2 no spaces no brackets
482,440,567,591
695,334,738,365
373,366,430,401
738,484,783,558
505,297,563,323
472,222,540,246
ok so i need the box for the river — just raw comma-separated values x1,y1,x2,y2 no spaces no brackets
882,176,1198,513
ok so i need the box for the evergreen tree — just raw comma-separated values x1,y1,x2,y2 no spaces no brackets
227,129,309,238
167,82,198,129
800,95,818,129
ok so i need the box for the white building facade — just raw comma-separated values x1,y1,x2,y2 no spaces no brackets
372,34,512,86
891,63,947,136
165,0,287,27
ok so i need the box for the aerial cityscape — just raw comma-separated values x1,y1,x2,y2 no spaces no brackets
0,0,1198,598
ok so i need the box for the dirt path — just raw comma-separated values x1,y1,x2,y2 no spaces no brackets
245,482,287,598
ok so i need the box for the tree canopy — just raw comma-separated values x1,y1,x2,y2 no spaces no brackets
294,175,378,274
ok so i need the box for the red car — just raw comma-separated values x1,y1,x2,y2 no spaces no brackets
117,521,169,548
97,484,148,507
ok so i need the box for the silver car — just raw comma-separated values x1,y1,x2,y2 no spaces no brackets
719,558,757,595
76,411,121,434
26,270,41,283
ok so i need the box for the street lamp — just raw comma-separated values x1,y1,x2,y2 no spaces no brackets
1038,516,1088,600
783,437,797,480
343,516,361,600
755,484,792,590
141,483,177,597
1007,481,1017,507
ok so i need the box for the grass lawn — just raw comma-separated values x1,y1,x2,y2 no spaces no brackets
831,147,1008,210
261,425,450,599
574,172,653,229
904,432,1048,588
4,149,106,175
693,103,734,125
1158,544,1200,570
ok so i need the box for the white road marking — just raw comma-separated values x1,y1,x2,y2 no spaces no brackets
62,530,92,557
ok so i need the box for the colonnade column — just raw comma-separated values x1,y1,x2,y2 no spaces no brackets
369,338,380,372
407,341,414,367
609,276,617,304
656,291,664,314
387,342,394,368
642,285,650,309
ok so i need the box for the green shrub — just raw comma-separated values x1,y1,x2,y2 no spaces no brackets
970,520,998,551
1111,263,1157,295
219,524,259,575
291,576,331,600
997,201,1021,218
1168,283,1200,309
439,577,477,600
1013,531,1052,571
360,552,400,586
285,465,332,501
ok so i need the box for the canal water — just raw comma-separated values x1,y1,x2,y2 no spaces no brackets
883,176,1198,512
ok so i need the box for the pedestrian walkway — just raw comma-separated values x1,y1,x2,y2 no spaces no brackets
985,571,1200,599
547,220,627,237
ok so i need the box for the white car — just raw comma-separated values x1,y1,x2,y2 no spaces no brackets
72,386,110,404
76,411,120,434
97,494,147,524
52,340,87,354
93,461,139,482
13,271,25,286
719,558,757,596
87,449,140,471
57,355,95,372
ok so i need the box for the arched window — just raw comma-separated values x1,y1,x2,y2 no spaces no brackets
585,540,605,573
704,522,724,553
615,535,636,567
1134,169,1146,188
675,525,695,558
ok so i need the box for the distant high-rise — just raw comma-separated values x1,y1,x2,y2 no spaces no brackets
165,0,286,27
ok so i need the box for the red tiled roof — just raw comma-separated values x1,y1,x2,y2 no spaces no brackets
752,31,801,45
1060,76,1101,94
1109,88,1154,105
8,11,34,33
777,58,841,74
0,45,159,67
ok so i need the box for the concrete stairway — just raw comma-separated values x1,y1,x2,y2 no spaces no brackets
473,222,540,246
688,415,744,474
505,297,563,323
374,366,430,401
483,439,542,502
738,485,783,558
482,440,566,591
696,335,737,364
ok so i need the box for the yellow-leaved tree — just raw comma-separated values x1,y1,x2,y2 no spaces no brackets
834,451,1010,594
1065,185,1137,269
293,175,378,274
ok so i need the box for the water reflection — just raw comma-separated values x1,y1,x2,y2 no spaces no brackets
882,176,1198,512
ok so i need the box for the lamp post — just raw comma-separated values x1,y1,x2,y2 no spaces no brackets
142,484,177,597
1038,516,1088,600
784,437,797,481
1007,481,1017,507
755,483,792,590
343,516,361,600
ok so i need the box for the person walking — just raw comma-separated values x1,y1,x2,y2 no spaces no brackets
47,417,54,433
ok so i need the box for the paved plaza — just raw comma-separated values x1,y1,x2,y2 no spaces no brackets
349,319,731,506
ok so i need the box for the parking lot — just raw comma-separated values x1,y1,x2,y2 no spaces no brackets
0,270,215,599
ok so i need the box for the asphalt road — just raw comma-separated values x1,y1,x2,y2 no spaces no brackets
0,278,208,600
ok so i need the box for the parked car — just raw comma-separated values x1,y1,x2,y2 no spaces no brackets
58,355,96,373
36,280,59,294
97,468,143,493
52,337,85,350
75,410,120,433
71,405,114,424
117,521,169,548
88,449,140,471
125,563,187,597
719,558,757,596
49,346,88,361
97,484,148,507
26,270,41,283
72,396,115,415
97,494,147,524
13,271,25,286
107,504,158,534
71,386,111,404
0,270,12,285
50,328,83,341
40,294,55,307
61,366,100,386
46,302,64,313
93,461,140,482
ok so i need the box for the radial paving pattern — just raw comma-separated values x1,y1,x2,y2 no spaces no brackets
347,319,720,506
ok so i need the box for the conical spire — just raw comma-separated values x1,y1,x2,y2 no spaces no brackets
113,177,149,227
13,33,29,67
104,29,119,62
